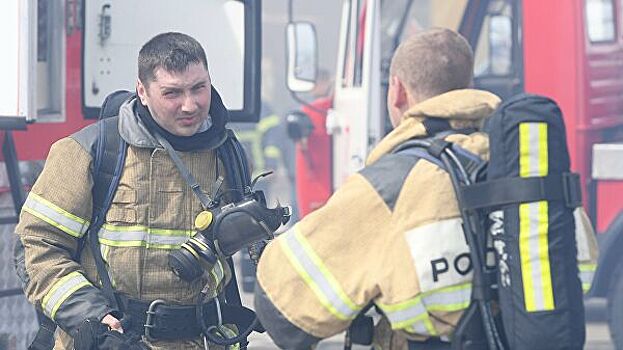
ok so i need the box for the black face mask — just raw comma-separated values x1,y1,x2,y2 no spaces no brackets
135,86,229,152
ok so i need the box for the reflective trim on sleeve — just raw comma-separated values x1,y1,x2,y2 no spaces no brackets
98,224,193,249
579,263,597,293
519,122,554,312
422,283,472,312
376,283,471,332
22,193,90,238
279,227,361,321
42,271,92,320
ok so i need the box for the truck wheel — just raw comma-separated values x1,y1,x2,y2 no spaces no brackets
608,259,623,349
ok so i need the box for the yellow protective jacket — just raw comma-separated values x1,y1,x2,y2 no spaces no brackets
15,97,232,350
255,88,599,349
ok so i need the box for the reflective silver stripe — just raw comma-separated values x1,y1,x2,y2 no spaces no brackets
519,123,554,312
422,284,471,311
527,202,547,310
42,272,91,320
98,225,191,248
379,298,427,328
579,264,596,292
580,270,594,286
23,193,89,238
280,228,359,320
379,284,471,331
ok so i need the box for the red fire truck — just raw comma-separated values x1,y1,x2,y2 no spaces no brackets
286,0,623,346
0,1,261,346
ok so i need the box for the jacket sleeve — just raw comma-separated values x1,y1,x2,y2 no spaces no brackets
254,172,390,348
14,137,114,334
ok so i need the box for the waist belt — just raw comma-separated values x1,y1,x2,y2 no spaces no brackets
407,337,452,350
117,295,259,341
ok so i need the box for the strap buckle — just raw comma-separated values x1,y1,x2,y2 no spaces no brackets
563,172,582,208
144,299,166,341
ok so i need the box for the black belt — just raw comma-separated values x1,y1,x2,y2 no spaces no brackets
117,295,259,341
408,337,452,350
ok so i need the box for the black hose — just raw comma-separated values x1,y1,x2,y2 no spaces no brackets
195,294,259,347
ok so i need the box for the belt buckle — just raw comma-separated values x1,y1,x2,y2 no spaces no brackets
144,299,166,341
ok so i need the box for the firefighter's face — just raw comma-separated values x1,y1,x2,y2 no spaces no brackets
137,63,212,137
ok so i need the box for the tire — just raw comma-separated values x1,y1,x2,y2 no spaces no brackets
608,259,623,350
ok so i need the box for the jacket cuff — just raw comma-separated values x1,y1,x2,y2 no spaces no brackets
254,280,320,349
41,271,113,333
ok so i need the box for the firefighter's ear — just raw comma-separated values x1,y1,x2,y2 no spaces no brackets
388,75,408,110
387,75,408,127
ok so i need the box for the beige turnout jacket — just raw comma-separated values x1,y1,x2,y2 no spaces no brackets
15,98,231,349
255,89,599,349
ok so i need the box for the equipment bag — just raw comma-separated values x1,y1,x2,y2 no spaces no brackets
477,93,586,349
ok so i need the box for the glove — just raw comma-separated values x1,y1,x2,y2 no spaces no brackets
73,319,148,350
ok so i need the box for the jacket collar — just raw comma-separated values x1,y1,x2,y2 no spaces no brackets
117,87,229,150
366,89,500,165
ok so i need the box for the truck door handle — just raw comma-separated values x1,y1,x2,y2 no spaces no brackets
99,4,112,45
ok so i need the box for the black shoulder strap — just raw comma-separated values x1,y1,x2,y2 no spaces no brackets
86,116,128,311
393,137,505,350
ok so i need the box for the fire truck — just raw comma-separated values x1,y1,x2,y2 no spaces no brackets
286,0,623,347
0,0,261,347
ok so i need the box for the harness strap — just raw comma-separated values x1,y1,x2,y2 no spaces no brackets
87,118,128,311
153,132,216,209
461,172,582,210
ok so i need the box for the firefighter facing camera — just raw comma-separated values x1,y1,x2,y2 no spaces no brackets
15,31,275,349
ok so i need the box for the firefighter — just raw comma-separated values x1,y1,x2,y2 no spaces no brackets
254,28,501,349
14,33,241,349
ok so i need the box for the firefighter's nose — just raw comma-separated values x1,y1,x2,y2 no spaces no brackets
181,94,198,114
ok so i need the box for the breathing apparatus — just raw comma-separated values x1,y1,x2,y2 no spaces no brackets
168,172,291,282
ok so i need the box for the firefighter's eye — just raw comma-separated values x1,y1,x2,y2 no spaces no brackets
163,90,180,97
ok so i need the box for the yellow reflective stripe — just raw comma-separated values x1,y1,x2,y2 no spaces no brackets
190,237,210,251
23,193,90,238
294,229,359,313
98,224,193,249
210,260,226,286
579,263,597,293
519,122,554,312
579,263,597,272
182,243,200,259
279,227,360,320
423,283,472,312
264,145,282,159
257,114,280,133
377,283,471,332
42,271,91,320
538,124,548,175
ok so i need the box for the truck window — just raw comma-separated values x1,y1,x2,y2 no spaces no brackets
341,0,367,88
585,0,617,42
37,0,65,122
473,0,514,77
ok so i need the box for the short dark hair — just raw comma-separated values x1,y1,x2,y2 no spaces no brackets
390,28,473,100
138,32,208,85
